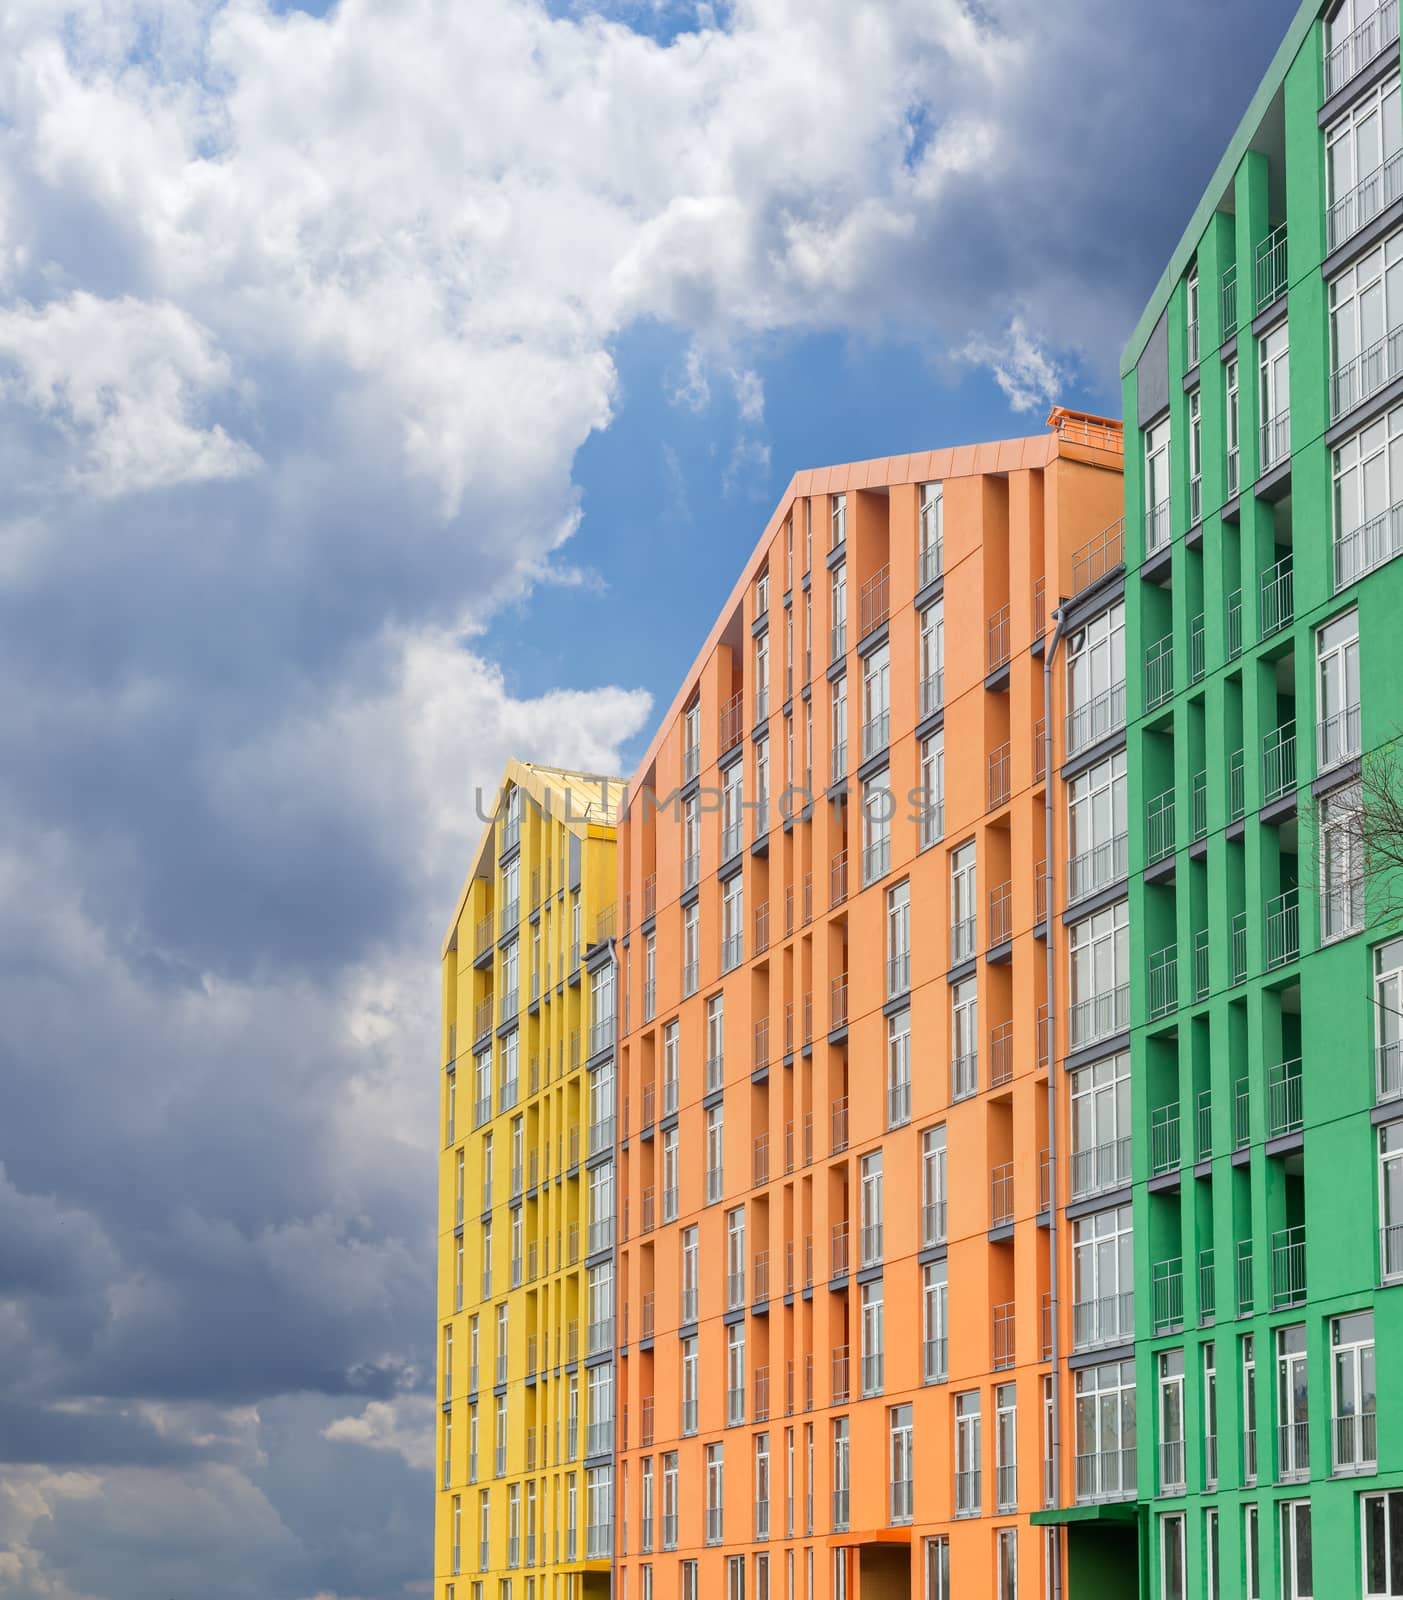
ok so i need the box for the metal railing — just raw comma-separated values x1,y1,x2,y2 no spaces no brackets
861,837,890,885
1147,788,1175,864
831,1345,850,1404
1071,1136,1132,1198
1070,517,1125,596
919,537,943,589
859,565,890,637
1255,222,1287,310
861,709,890,761
988,604,1011,671
1271,1225,1306,1309
1145,634,1173,710
1066,681,1127,756
1261,555,1294,637
1227,590,1243,660
719,689,744,752
990,1019,1013,1088
1075,1447,1136,1503
1160,1437,1186,1494
1260,409,1291,473
1237,1239,1254,1316
1278,1419,1310,1482
831,1096,849,1155
1068,984,1130,1049
1151,1104,1181,1175
1379,1039,1403,1103
1146,498,1171,555
988,742,1011,809
1067,832,1128,902
1319,702,1362,770
992,1302,1015,1369
1334,323,1403,421
1152,1257,1183,1332
954,1469,981,1518
1192,928,1210,1002
1268,1058,1303,1137
1231,912,1248,983
1200,1248,1216,1323
1337,499,1403,589
1149,945,1178,1019
1072,1291,1134,1351
1263,720,1296,804
1234,1080,1251,1149
990,1164,1014,1228
1222,264,1239,338
951,1048,978,1101
1266,889,1299,968
1329,146,1403,251
1334,1409,1378,1474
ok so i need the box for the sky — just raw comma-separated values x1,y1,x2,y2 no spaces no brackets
0,0,1297,1596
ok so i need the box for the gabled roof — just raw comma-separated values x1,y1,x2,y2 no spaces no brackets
1120,0,1320,377
442,759,624,955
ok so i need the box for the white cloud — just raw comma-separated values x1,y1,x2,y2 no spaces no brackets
323,1397,435,1472
958,316,1064,414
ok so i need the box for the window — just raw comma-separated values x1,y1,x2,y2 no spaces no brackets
919,598,944,717
831,493,846,549
997,1527,1018,1600
886,881,911,998
830,675,848,784
727,1557,746,1600
1068,899,1130,1047
443,1406,453,1489
705,1105,724,1203
499,1028,519,1111
588,1060,614,1153
832,1417,850,1530
1318,607,1361,769
1364,1490,1403,1597
681,1336,699,1434
682,903,699,996
1326,71,1401,251
1333,400,1403,586
1280,1499,1313,1599
1073,1359,1136,1502
1160,1514,1185,1600
1245,1503,1261,1600
1186,265,1200,363
1067,749,1127,902
706,993,725,1087
705,1444,725,1544
919,729,945,847
1331,231,1403,427
995,1382,1017,1512
587,1262,612,1354
862,645,890,763
830,564,847,659
473,1049,491,1128
924,1535,950,1600
954,1392,981,1515
727,1322,746,1425
754,630,770,722
1071,1203,1133,1349
919,482,943,585
1321,782,1364,940
1158,1349,1185,1492
722,873,744,971
680,1225,699,1323
887,1009,911,1129
860,1280,884,1395
1145,415,1171,552
1277,1324,1309,1481
1377,939,1403,1102
727,1207,747,1309
588,1161,613,1255
1069,1051,1131,1198
661,1127,679,1222
1326,0,1402,94
681,1561,699,1600
662,1452,679,1550
754,740,770,838
722,761,744,859
754,1433,771,1540
921,1126,947,1245
1243,1333,1259,1484
1332,1309,1377,1472
1065,601,1125,755
1259,320,1290,469
859,1152,884,1266
922,1261,948,1383
950,840,977,962
861,772,891,885
585,1467,612,1558
1204,1342,1218,1489
887,1405,913,1524
951,977,978,1100
1227,357,1241,495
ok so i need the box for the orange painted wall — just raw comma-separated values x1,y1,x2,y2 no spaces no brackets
614,416,1124,1599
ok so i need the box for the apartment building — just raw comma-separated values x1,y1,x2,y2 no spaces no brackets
1117,3,1403,1597
611,414,1124,1600
436,762,623,1600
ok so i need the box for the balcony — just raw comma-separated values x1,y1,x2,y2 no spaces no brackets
950,913,976,965
753,1135,770,1189
987,742,1010,810
923,1198,948,1248
1071,1135,1132,1199
1199,1248,1216,1323
1068,983,1130,1050
1271,1224,1306,1309
1160,1436,1186,1495
830,1221,850,1278
1268,1058,1303,1138
1266,888,1300,969
954,1469,981,1519
920,668,944,720
1066,681,1127,757
1319,701,1362,770
859,565,890,637
1221,263,1239,340
1334,1408,1378,1475
990,1164,1014,1228
1146,498,1171,556
861,1350,884,1396
1067,832,1128,902
753,1363,770,1422
1278,1419,1310,1483
1072,1291,1133,1351
1337,500,1403,589
1330,148,1403,252
831,1345,850,1405
588,1016,615,1059
1380,1038,1403,1103
1147,788,1175,867
830,972,849,1032
1148,944,1178,1020
987,604,1011,673
919,537,943,590
1152,1257,1184,1333
1070,517,1125,597
951,1048,978,1101
1227,590,1243,660
1150,1103,1181,1176
1236,1239,1254,1317
1231,912,1248,984
1255,222,1287,310
990,1020,1013,1088
890,1475,914,1526
832,1486,850,1533
1260,410,1290,473
719,689,744,753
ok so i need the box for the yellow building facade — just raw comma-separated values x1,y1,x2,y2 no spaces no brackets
437,761,621,1600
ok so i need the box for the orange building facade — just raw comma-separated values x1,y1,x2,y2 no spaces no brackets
611,413,1125,1600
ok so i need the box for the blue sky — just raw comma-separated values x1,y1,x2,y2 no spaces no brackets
0,1,1299,1596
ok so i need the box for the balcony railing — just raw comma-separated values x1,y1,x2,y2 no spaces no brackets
1261,554,1294,636
830,1221,850,1278
859,566,890,636
1071,1135,1132,1199
987,742,1011,810
1268,1058,1303,1137
1160,1437,1186,1494
1072,1291,1133,1351
832,1486,850,1532
831,1346,851,1405
1070,517,1125,596
1266,888,1299,969
831,1096,849,1155
1074,1447,1136,1504
1334,1409,1378,1475
1337,499,1403,590
1146,498,1171,555
1152,1257,1184,1333
1147,788,1175,865
1329,147,1403,252
1335,322,1403,422
990,1020,1013,1088
1278,1419,1310,1483
1227,590,1243,660
1066,681,1127,757
952,1048,978,1101
1255,222,1287,310
1237,1239,1254,1316
1150,1104,1181,1176
954,1469,981,1518
1068,983,1130,1049
1199,1248,1216,1323
1271,1224,1306,1309
1067,832,1128,902
1380,1039,1403,1103
719,689,744,753
988,605,1011,672
1260,409,1290,473
923,1198,948,1247
861,709,890,761
990,1163,1014,1228
1327,0,1400,94
1319,702,1362,771
1231,912,1248,984
1193,928,1210,1001
992,1302,1015,1370
1222,263,1238,339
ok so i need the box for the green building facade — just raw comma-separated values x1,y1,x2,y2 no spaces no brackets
1119,2,1403,1597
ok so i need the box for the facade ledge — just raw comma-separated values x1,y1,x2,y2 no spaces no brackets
829,1271,849,1292
1372,1097,1403,1126
828,1025,848,1048
659,1111,679,1136
914,706,945,743
679,880,700,910
827,540,846,571
1059,569,1125,636
1220,332,1237,365
1032,1500,1138,1526
584,1146,613,1174
751,611,769,639
1147,1170,1181,1195
1323,196,1403,287
984,660,1011,694
856,621,889,659
1314,757,1362,799
702,1088,724,1111
1185,520,1204,550
1193,1158,1212,1180
856,748,890,787
917,1242,948,1266
946,956,977,987
473,942,494,972
1066,1185,1132,1222
915,572,945,613
986,939,1013,966
1181,361,1201,393
751,1065,770,1086
1068,1340,1134,1371
584,1349,612,1370
1062,879,1129,927
717,740,745,774
827,655,847,685
1188,837,1208,862
1255,455,1292,502
1144,854,1176,887
583,941,613,974
1061,728,1127,785
751,1298,770,1317
1221,493,1240,524
1251,293,1287,342
1140,541,1173,587
882,991,911,1018
856,1265,883,1287
1265,1130,1305,1159
638,1121,654,1143
1063,1030,1131,1076
988,1223,1014,1244
1231,1145,1251,1169
1320,42,1403,128
1327,367,1403,451
1225,817,1246,843
1261,791,1298,826
750,832,770,858
678,1320,699,1340
717,851,744,884
723,1307,746,1328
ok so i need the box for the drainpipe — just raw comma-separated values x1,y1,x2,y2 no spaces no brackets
1043,605,1068,1600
